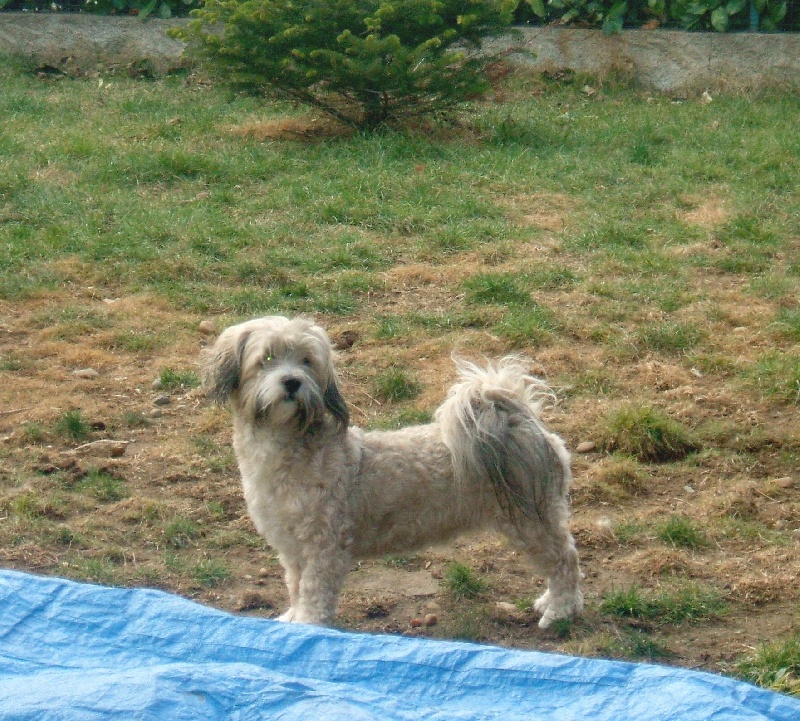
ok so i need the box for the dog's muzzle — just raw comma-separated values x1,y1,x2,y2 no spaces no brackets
282,376,302,400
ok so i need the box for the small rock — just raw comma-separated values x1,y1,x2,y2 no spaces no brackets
69,439,129,457
73,368,99,379
773,477,793,489
495,602,518,614
410,617,424,628
151,378,164,390
575,441,596,454
147,408,163,419
153,394,171,406
257,567,270,578
199,320,217,336
423,613,437,627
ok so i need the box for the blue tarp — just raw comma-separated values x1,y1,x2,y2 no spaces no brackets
1,570,798,720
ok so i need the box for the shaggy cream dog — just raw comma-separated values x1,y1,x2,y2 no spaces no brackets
203,316,583,628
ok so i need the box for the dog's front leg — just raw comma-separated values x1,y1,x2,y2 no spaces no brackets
291,549,351,625
277,559,301,622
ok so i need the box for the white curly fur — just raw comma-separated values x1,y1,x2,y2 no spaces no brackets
203,315,583,628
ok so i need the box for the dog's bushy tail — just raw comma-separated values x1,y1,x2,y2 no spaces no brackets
435,357,571,524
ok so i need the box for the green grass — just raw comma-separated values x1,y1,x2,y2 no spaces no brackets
444,563,486,599
598,404,700,462
464,273,532,306
748,352,800,403
77,470,128,503
0,69,797,323
657,515,709,550
600,629,673,661
599,584,727,625
373,367,421,403
191,558,231,587
738,635,800,697
164,516,202,548
159,368,201,391
637,321,704,355
54,411,91,443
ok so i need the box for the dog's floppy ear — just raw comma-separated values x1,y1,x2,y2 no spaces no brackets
202,329,251,404
324,377,349,431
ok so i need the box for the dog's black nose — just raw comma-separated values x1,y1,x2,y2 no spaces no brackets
282,377,302,397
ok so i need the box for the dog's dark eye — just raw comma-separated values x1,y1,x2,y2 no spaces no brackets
263,354,273,365
302,357,312,366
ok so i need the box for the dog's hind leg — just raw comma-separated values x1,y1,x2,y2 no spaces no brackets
503,511,583,629
534,541,583,629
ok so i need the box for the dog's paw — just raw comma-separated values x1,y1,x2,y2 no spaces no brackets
537,610,556,629
536,591,584,629
278,607,296,622
533,590,551,614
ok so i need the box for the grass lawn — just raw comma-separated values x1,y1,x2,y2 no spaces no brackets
1,57,798,695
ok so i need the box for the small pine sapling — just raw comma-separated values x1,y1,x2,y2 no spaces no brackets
172,0,518,129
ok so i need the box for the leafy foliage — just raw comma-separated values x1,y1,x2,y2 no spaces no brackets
514,0,795,31
1,0,796,30
0,0,201,17
171,0,518,129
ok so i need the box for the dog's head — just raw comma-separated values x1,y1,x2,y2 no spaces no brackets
202,316,349,434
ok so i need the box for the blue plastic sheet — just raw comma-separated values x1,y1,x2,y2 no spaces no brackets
1,569,798,720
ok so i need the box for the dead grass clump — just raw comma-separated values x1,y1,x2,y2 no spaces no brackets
226,116,351,142
676,197,729,229
594,455,648,495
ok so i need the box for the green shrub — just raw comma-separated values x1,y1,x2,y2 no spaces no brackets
513,0,795,32
171,0,518,129
2,0,795,30
671,0,788,31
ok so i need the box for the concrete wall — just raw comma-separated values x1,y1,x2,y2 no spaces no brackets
504,27,800,93
1,12,798,93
